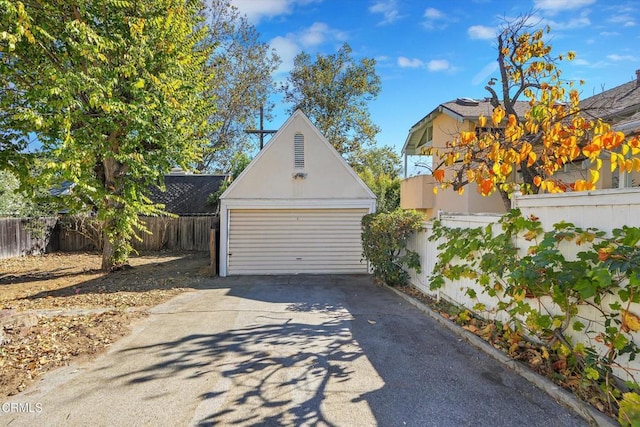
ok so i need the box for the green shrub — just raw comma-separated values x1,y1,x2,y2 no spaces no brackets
361,209,423,286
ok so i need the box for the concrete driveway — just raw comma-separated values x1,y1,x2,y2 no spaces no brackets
3,275,588,426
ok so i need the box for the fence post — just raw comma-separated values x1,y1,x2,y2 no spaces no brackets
511,184,522,210
209,227,217,276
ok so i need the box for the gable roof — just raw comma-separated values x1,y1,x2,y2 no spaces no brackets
148,174,226,215
403,98,530,155
221,109,376,201
580,74,640,134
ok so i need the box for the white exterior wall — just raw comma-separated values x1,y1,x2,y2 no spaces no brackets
514,187,640,233
407,189,640,381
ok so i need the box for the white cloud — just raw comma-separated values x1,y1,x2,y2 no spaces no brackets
608,14,636,27
369,0,401,25
545,15,591,30
607,54,638,61
427,59,450,72
600,31,621,36
300,22,329,47
467,25,495,40
231,0,321,24
533,0,595,14
471,61,498,85
422,7,456,30
573,58,589,65
424,7,443,19
397,56,424,68
269,36,300,74
269,22,347,74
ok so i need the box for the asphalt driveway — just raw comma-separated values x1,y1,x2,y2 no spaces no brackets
3,275,589,426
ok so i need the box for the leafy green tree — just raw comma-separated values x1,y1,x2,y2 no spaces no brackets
0,170,56,217
196,0,280,173
353,146,402,213
1,0,217,270
358,169,400,213
353,145,402,178
207,152,252,207
281,43,381,163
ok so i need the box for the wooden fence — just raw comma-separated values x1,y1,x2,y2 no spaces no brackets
0,216,219,259
0,217,59,259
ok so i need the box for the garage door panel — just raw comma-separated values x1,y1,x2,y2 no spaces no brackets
228,208,368,275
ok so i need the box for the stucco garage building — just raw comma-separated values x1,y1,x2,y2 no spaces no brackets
219,110,376,276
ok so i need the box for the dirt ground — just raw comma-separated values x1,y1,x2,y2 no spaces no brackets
0,251,212,398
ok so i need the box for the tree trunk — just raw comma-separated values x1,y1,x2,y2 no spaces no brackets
498,190,512,212
101,230,115,271
99,155,130,271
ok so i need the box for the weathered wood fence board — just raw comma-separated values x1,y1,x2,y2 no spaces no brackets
0,217,58,259
135,216,219,252
0,216,219,260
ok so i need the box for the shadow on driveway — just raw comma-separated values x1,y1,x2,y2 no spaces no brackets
112,275,588,427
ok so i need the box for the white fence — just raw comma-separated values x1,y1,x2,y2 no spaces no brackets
406,187,640,381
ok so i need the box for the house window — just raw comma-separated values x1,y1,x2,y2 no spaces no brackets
294,133,304,168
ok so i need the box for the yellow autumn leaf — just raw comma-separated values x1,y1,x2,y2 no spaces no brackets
492,162,501,176
492,106,505,126
512,288,526,301
457,187,464,195
478,115,486,128
466,170,475,183
460,131,476,144
589,169,599,184
527,151,537,168
574,180,586,191
622,310,640,333
625,159,634,173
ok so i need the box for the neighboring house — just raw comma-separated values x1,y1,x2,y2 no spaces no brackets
401,72,640,218
219,110,376,276
400,97,529,218
147,170,227,216
580,70,640,188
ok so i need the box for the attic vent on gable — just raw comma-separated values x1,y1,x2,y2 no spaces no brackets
294,133,304,168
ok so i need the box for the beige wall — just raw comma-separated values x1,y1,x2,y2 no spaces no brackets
431,113,473,150
402,114,506,218
403,112,625,216
224,112,374,201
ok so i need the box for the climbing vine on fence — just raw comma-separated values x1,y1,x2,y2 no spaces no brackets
429,209,640,425
361,209,423,287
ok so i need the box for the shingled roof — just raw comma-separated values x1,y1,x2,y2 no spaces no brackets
580,71,640,135
148,173,227,216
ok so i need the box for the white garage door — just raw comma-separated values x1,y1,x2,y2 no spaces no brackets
227,208,369,275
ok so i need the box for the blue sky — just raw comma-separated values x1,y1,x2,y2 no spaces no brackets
229,0,640,160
